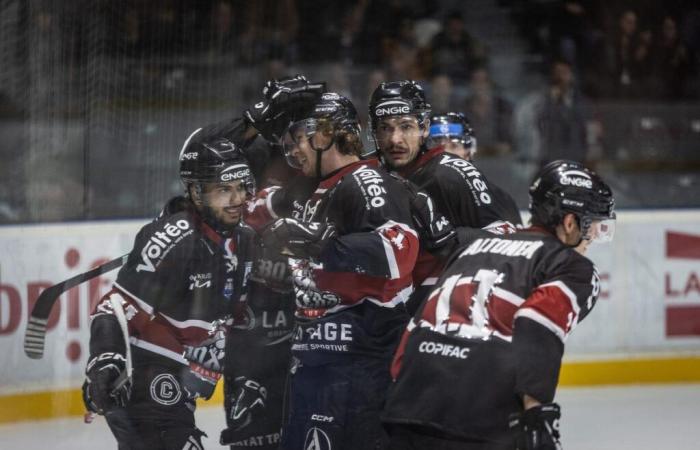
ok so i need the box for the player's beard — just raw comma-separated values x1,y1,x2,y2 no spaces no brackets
200,204,240,236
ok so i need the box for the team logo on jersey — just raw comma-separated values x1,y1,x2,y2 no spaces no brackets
303,427,332,450
223,277,234,299
150,373,182,406
559,169,593,189
137,219,192,272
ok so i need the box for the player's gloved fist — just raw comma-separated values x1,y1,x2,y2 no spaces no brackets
220,376,268,444
290,259,341,313
409,190,456,253
262,218,336,259
84,352,131,414
509,403,563,450
245,75,326,142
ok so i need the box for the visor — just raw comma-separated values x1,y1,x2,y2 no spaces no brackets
281,119,318,170
584,217,616,243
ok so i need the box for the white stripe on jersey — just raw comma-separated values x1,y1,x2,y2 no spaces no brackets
514,308,567,342
539,280,580,331
129,336,189,365
115,282,214,332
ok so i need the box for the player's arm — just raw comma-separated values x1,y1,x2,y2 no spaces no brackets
509,256,599,449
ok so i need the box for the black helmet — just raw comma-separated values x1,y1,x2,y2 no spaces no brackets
283,92,363,174
301,92,361,137
368,80,431,132
179,130,255,196
427,112,475,153
529,160,615,243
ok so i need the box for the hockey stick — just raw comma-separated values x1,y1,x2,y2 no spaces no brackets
24,253,129,359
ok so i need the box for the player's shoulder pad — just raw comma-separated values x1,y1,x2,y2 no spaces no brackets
130,210,198,274
433,153,492,189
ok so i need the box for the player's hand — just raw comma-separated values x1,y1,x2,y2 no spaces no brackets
509,403,563,450
84,352,131,414
220,376,267,444
290,259,341,314
244,75,326,142
262,218,336,259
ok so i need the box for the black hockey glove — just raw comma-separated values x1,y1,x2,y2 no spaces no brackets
244,75,326,142
182,334,226,400
262,218,337,259
290,259,341,313
84,352,131,414
220,376,268,445
410,189,457,255
509,403,563,450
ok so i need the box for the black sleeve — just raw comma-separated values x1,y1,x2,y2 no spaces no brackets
89,314,126,357
512,316,564,403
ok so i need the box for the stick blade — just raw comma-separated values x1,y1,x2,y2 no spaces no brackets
24,317,48,359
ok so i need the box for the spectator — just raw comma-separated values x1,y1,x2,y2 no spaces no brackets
651,16,691,100
534,60,588,165
601,9,652,98
428,10,487,83
463,67,514,156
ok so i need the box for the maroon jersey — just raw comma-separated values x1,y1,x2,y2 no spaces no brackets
383,226,600,444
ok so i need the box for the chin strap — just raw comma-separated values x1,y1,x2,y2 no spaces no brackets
310,134,335,179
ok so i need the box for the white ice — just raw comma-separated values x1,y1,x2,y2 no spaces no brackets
1,383,698,449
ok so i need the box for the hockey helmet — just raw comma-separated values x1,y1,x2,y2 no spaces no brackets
179,130,255,196
368,80,431,132
529,160,615,243
282,92,362,171
427,112,476,155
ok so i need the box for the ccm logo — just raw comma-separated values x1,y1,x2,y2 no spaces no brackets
311,414,334,422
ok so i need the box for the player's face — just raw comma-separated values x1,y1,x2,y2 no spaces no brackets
200,180,247,226
283,127,328,177
375,116,427,168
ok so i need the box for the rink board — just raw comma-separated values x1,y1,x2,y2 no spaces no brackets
1,210,699,422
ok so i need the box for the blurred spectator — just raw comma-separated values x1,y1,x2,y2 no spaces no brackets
463,68,514,156
430,75,456,113
536,60,587,164
204,1,238,56
297,1,355,62
518,60,588,166
427,10,487,83
237,0,298,64
651,16,691,100
383,16,423,80
600,9,652,98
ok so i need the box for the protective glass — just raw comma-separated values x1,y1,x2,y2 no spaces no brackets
281,119,317,170
584,217,616,243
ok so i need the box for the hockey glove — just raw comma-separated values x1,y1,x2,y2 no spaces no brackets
220,376,268,444
290,259,341,313
84,352,131,414
509,403,563,450
409,189,456,255
244,75,326,142
182,335,226,400
262,218,337,259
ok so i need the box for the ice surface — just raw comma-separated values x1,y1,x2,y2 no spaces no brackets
1,384,698,449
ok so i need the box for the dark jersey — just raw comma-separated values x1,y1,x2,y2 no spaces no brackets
92,197,255,367
397,146,523,314
383,227,600,443
245,159,419,362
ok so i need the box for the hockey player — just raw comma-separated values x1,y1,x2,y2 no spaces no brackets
427,111,521,228
245,87,420,450
82,134,257,449
383,160,616,449
369,81,522,314
427,112,477,161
